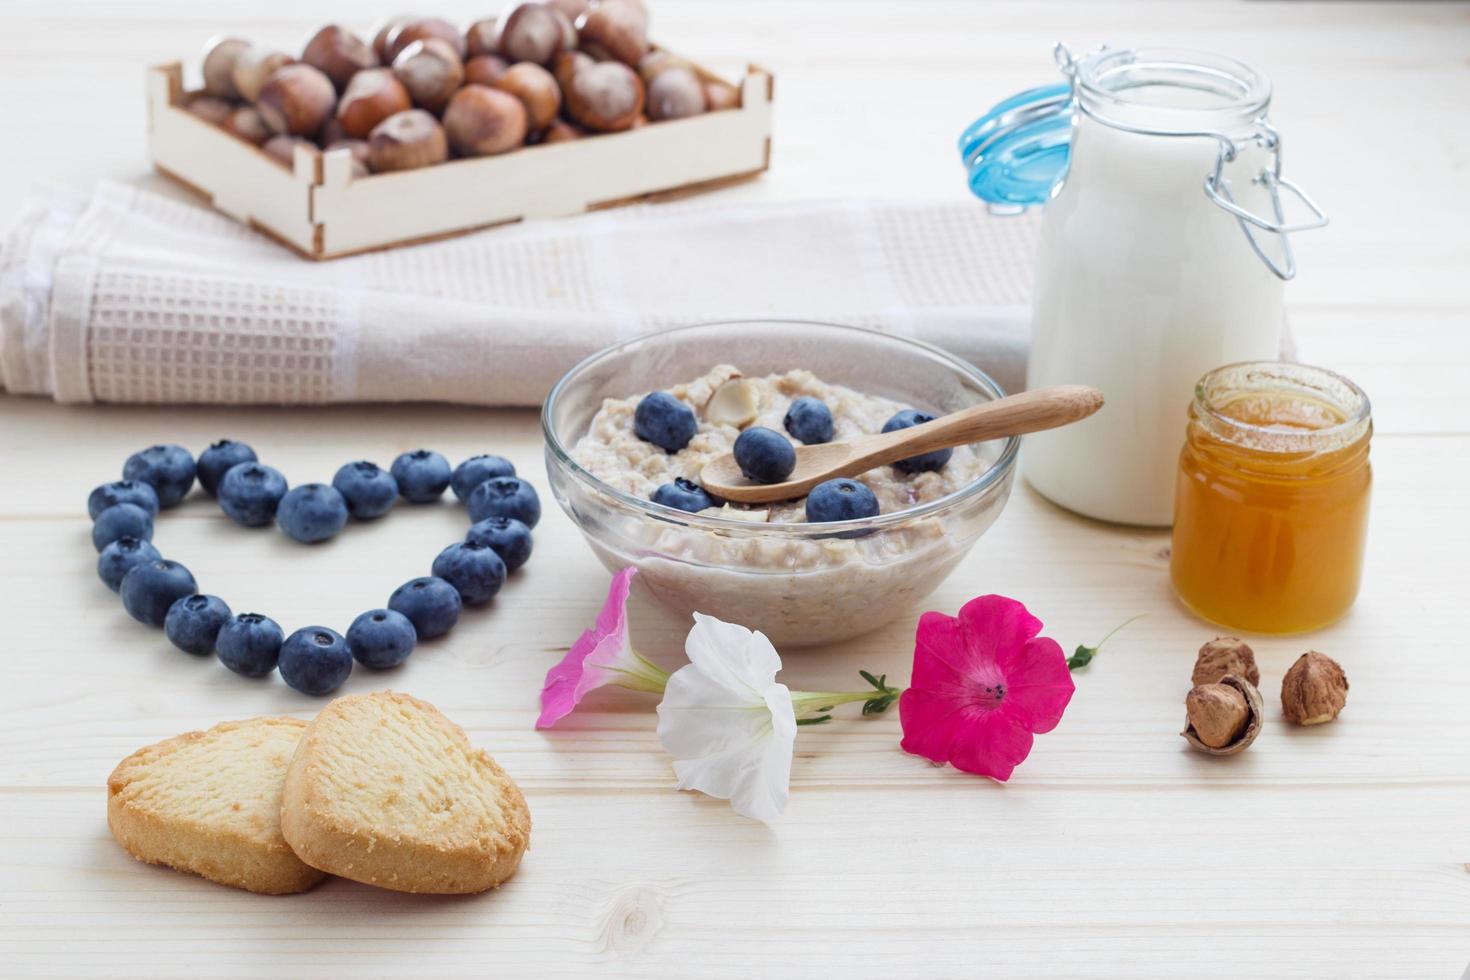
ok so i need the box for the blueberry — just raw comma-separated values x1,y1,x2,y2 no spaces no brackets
215,613,285,678
391,449,452,503
120,559,198,627
122,444,196,508
783,396,835,445
432,541,507,606
451,454,516,501
164,594,232,656
466,476,541,527
87,480,159,521
196,440,258,497
218,463,289,526
733,426,796,484
97,537,162,592
465,516,533,573
388,576,462,639
806,478,880,524
278,626,353,696
882,409,953,473
92,503,154,552
633,392,697,453
276,483,349,544
332,461,398,519
346,608,417,669
651,477,718,514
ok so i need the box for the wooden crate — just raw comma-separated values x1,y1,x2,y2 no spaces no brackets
146,59,774,260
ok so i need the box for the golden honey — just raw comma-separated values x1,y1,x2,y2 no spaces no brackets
1170,363,1372,634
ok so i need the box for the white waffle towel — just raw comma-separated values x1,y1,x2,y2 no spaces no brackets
0,181,1040,406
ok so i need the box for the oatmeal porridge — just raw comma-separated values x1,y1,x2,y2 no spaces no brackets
573,364,990,521
560,364,1012,647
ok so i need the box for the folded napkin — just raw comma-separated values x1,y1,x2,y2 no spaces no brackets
0,181,1040,406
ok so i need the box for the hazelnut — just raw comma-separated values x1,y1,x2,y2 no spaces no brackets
262,134,315,170
705,378,760,428
231,47,294,104
576,0,649,66
704,79,741,112
185,95,235,127
201,37,250,99
371,15,413,62
384,17,465,63
565,60,644,132
1281,651,1348,725
443,85,529,157
367,109,449,172
552,49,594,91
337,68,412,140
547,0,589,21
324,139,371,177
637,50,694,85
645,67,706,121
1192,637,1260,687
539,118,583,143
225,106,272,146
392,38,464,115
496,3,576,66
257,64,337,138
464,54,511,87
1182,674,1263,755
301,25,378,91
494,62,561,131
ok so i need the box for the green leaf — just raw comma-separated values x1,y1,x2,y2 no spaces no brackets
796,714,833,726
1068,615,1143,672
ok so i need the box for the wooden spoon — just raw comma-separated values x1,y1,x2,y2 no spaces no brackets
699,384,1104,504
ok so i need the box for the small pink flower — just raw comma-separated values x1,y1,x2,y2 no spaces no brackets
537,567,669,729
898,594,1074,781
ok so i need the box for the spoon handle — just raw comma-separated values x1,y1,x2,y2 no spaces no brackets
857,385,1104,466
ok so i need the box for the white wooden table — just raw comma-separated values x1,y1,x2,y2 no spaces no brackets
3,2,1468,977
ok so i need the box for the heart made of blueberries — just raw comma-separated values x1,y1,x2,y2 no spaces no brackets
89,440,542,697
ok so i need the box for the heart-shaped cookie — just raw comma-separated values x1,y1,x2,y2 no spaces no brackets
107,716,327,895
280,691,531,894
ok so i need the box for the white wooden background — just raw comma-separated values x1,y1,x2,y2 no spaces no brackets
2,2,1469,977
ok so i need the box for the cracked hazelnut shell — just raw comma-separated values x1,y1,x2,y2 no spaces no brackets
443,85,529,157
1182,674,1262,756
494,62,561,131
1281,651,1348,725
497,3,577,66
393,37,464,115
465,54,511,87
646,66,706,121
202,37,250,99
576,0,649,66
1192,637,1260,687
231,47,294,104
257,63,337,138
302,25,378,91
337,68,412,140
565,60,644,132
384,17,466,63
368,109,448,172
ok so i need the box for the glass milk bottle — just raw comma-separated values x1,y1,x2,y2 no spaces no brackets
960,46,1327,525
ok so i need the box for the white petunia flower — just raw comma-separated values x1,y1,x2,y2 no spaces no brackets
655,613,796,823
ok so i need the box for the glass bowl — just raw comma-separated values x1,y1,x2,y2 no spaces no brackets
541,320,1018,647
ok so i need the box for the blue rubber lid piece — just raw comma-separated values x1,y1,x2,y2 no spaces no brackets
958,82,1073,207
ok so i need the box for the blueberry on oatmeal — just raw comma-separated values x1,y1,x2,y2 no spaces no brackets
882,409,953,473
783,396,834,445
634,392,698,453
651,478,719,513
806,478,880,523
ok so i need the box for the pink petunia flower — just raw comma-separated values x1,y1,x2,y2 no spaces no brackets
537,567,670,729
898,594,1074,781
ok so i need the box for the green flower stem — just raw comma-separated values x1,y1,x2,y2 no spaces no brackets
789,689,891,716
605,648,672,694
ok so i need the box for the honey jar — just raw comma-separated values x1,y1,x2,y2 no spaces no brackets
1170,362,1372,633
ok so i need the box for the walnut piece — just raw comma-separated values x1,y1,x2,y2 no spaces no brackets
1192,636,1260,687
1182,674,1262,756
1280,651,1348,725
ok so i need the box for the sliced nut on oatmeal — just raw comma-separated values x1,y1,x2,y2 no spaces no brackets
714,504,769,523
704,377,761,428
